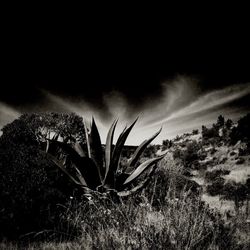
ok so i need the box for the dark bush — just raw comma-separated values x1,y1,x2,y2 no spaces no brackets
207,177,225,196
192,129,199,135
210,147,217,155
202,125,219,140
225,119,233,129
217,115,225,128
222,181,249,212
219,157,227,164
0,113,86,240
173,141,200,169
173,148,183,160
205,170,230,182
230,151,237,156
238,147,249,156
230,113,250,145
162,139,173,149
236,157,245,164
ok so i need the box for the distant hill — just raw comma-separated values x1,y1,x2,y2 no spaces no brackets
159,113,250,215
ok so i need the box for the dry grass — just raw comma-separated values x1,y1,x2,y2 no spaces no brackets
1,157,249,249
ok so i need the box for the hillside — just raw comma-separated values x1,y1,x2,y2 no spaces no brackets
160,115,250,217
1,113,250,249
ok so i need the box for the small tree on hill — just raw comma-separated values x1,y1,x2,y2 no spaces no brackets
225,119,233,129
217,115,225,128
230,113,250,146
221,181,249,214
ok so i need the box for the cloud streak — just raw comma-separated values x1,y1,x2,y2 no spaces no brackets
0,102,21,135
145,82,250,128
42,80,250,145
0,78,249,145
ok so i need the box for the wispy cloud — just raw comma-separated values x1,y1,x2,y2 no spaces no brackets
153,83,250,126
139,82,250,144
0,79,249,145
0,102,20,130
42,80,250,145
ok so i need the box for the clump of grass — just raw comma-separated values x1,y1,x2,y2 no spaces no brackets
2,157,247,249
60,178,236,249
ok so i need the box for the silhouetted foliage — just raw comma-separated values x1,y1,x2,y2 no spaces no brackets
207,177,225,196
235,157,245,164
202,125,219,141
162,139,173,149
192,129,199,135
0,113,86,239
173,140,200,168
216,115,225,128
19,112,86,145
225,119,233,129
230,113,250,146
238,146,249,156
222,181,249,212
205,170,230,182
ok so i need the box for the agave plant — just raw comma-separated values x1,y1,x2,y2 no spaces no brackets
45,118,163,198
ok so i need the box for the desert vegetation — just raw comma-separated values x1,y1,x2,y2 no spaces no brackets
0,113,249,249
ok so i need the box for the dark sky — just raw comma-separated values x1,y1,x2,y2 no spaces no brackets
1,18,250,144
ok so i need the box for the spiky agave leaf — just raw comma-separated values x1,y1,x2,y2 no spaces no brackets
46,139,102,189
83,119,91,158
88,117,103,180
123,155,164,186
45,116,164,199
104,119,118,179
117,161,158,197
45,140,50,153
46,153,84,186
47,152,93,197
52,132,60,141
72,142,86,157
104,118,138,187
127,127,162,170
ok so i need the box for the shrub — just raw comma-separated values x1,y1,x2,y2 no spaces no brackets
0,135,73,239
230,151,237,156
207,177,225,196
205,170,230,182
172,141,200,169
209,147,216,155
60,184,236,249
18,112,86,144
202,125,219,140
217,115,225,128
222,181,249,213
162,139,173,149
238,147,249,156
0,113,86,240
219,157,228,164
236,157,245,164
225,119,233,129
192,129,199,135
230,113,250,145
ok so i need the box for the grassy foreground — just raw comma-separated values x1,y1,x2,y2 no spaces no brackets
1,161,249,250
